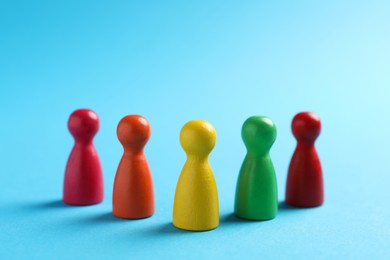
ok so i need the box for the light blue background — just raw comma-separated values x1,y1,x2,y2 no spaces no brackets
1,1,389,259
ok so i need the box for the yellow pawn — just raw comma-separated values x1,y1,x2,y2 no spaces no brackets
173,120,219,231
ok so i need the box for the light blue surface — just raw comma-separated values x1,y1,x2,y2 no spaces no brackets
1,1,390,259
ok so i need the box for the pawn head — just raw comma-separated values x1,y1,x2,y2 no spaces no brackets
180,120,216,158
117,115,151,151
292,112,321,143
242,116,277,155
68,109,99,142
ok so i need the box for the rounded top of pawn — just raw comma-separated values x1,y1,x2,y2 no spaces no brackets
242,116,277,155
117,115,151,151
180,120,216,158
68,109,99,142
292,112,321,143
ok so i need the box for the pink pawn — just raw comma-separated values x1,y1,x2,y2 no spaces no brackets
63,109,104,205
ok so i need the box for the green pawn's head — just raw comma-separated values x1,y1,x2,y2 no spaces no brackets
242,116,277,156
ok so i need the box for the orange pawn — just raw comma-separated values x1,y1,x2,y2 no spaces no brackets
112,115,154,219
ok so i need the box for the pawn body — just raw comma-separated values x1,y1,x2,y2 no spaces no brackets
113,115,154,219
234,116,278,220
173,120,219,231
286,112,324,207
63,109,104,205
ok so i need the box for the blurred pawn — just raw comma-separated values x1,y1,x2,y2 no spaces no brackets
113,115,154,219
234,116,278,220
63,109,104,205
286,112,324,207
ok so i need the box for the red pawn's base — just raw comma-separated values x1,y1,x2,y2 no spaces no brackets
63,194,103,206
285,197,324,208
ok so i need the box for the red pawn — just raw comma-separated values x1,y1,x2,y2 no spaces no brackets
112,115,154,219
286,112,324,207
63,109,104,205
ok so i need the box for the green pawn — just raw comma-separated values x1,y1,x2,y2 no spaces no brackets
234,116,278,220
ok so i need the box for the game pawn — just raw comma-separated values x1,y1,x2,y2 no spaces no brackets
112,115,154,219
234,116,278,220
173,120,219,231
63,109,104,205
286,112,324,207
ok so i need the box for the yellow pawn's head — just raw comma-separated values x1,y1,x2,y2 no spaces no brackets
180,120,216,158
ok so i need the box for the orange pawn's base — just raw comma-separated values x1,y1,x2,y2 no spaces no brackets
113,210,153,220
